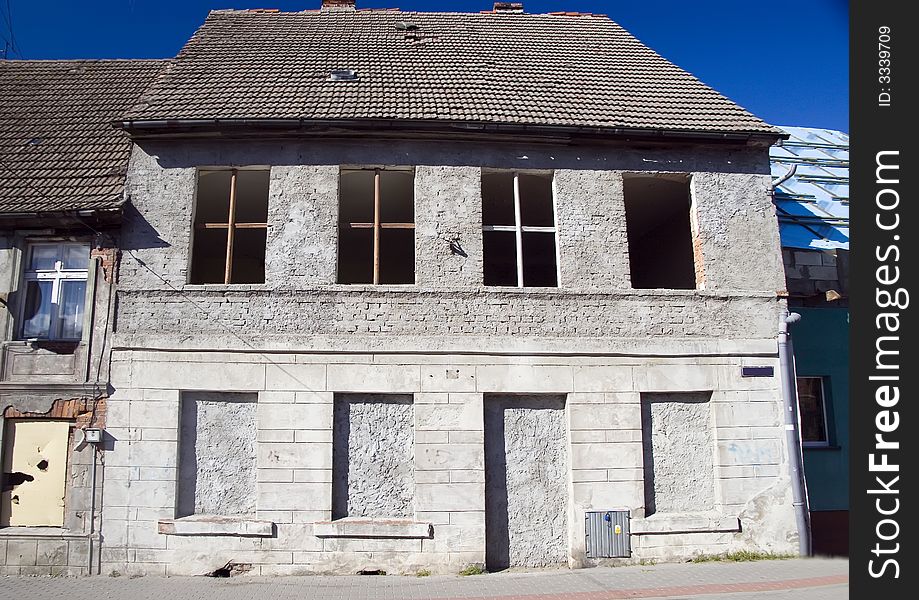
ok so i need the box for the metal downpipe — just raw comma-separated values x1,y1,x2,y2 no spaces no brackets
778,310,811,555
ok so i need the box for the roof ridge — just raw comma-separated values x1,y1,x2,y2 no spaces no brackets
1,58,169,64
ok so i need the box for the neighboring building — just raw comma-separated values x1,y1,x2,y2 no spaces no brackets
0,59,164,574
771,126,849,556
3,0,800,577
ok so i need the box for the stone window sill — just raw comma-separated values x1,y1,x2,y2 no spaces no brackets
314,518,433,539
158,515,274,537
631,513,741,535
0,526,86,539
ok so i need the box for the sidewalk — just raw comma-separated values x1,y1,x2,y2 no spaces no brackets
0,558,848,600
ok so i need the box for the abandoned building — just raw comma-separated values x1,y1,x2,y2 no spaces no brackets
3,0,800,576
772,126,849,557
0,59,165,574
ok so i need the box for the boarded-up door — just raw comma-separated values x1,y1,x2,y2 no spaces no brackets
484,395,569,571
1,420,70,526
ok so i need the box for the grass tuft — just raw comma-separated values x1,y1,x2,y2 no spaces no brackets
690,550,796,563
459,564,486,576
416,569,432,577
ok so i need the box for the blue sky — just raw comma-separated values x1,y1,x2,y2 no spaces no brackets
3,1,848,132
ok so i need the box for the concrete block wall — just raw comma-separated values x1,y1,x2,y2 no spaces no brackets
98,349,796,575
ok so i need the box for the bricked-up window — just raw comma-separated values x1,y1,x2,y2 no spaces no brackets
482,171,558,287
19,243,89,341
796,377,830,446
624,175,701,290
337,168,415,284
190,169,269,284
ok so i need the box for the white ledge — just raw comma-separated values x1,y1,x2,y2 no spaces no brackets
158,515,274,537
631,513,741,535
314,518,433,539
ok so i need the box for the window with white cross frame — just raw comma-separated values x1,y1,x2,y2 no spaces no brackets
18,242,90,341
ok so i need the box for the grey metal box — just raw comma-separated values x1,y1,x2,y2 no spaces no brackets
585,510,630,558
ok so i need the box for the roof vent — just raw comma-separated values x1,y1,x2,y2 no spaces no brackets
493,2,523,13
395,21,419,31
329,69,359,81
321,0,356,10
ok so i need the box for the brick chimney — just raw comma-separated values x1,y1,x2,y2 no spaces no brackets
493,2,524,13
321,0,356,10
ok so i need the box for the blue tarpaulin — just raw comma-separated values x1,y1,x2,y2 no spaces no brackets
771,126,849,250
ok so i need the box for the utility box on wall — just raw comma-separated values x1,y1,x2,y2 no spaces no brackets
585,510,630,558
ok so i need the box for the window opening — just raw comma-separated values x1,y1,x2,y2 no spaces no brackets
338,168,415,284
19,243,89,341
191,169,269,284
482,171,558,287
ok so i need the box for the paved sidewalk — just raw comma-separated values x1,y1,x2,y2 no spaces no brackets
0,558,847,600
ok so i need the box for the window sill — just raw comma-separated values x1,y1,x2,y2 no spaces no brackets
0,526,84,539
313,518,433,539
631,513,741,535
803,444,841,451
158,515,274,537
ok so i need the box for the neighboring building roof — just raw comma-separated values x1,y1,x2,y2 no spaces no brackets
770,126,849,250
121,8,781,139
0,59,166,215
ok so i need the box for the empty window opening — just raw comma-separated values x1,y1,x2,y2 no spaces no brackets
19,243,89,341
482,171,558,287
624,175,699,290
338,169,415,284
177,392,257,518
1,419,71,527
640,392,714,516
190,169,269,284
332,394,414,519
796,377,830,446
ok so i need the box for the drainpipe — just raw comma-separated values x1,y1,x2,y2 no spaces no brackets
87,444,98,574
778,310,811,555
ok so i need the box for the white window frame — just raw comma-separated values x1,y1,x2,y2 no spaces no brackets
796,376,830,448
19,242,90,341
481,171,560,288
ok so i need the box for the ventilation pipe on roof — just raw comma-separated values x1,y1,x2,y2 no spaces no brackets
493,2,524,13
321,0,356,11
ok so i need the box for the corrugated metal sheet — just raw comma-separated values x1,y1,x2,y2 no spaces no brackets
771,126,849,250
585,510,630,558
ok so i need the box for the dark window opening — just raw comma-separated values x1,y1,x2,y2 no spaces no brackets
337,168,415,284
796,377,830,445
190,169,269,284
482,171,557,287
624,175,698,290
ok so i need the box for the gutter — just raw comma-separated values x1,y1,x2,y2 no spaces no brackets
113,117,787,145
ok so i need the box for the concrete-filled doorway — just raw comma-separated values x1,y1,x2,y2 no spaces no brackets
484,394,568,571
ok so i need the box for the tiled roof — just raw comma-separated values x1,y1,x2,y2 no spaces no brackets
123,9,780,137
0,59,165,215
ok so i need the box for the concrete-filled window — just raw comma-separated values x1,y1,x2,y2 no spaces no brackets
484,395,568,571
337,168,415,284
481,171,558,287
177,392,257,517
190,169,269,284
624,174,701,289
641,392,714,515
18,243,89,341
1,419,71,527
796,377,830,446
332,394,414,519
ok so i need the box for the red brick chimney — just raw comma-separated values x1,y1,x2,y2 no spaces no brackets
321,0,356,10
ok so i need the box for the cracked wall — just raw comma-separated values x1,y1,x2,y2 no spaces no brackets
332,394,414,519
641,392,715,515
485,395,568,570
178,392,257,517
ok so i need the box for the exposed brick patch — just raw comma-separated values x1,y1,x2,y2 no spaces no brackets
91,246,120,284
4,397,106,429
